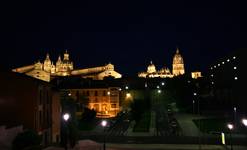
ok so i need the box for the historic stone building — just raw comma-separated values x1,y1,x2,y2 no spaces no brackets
12,51,122,82
67,87,120,118
138,48,185,78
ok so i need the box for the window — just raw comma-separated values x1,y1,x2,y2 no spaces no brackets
111,104,117,108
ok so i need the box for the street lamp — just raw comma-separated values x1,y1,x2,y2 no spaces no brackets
63,113,70,150
227,123,234,150
242,118,247,127
101,120,108,150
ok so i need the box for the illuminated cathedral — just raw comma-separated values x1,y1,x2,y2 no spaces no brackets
138,48,185,78
12,51,122,82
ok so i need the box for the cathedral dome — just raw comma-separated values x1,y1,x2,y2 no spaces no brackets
147,61,156,73
173,48,184,64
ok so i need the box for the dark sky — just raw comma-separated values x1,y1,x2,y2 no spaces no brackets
1,1,247,76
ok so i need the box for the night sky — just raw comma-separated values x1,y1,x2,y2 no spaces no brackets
1,1,247,76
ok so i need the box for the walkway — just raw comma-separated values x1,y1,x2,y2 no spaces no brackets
174,113,202,137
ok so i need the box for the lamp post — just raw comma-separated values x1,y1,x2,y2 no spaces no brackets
227,123,234,150
101,120,107,150
63,113,70,150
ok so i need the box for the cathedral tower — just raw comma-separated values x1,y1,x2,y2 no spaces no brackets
43,53,52,72
172,48,185,76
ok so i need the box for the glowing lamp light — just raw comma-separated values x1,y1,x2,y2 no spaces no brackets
161,82,165,86
227,123,234,130
218,64,220,66
227,59,230,62
234,77,238,80
101,120,107,127
158,90,161,93
211,82,214,85
193,92,197,96
119,88,122,91
107,91,110,95
242,119,247,126
210,67,213,70
233,66,237,70
68,93,72,96
233,56,236,59
125,86,129,90
157,85,160,89
63,113,70,122
126,93,131,98
214,65,216,68
222,61,225,64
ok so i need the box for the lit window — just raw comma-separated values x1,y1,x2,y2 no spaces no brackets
234,77,238,80
233,66,237,70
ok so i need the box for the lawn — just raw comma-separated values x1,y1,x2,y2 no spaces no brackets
193,118,247,134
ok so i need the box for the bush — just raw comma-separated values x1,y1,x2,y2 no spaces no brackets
12,130,41,150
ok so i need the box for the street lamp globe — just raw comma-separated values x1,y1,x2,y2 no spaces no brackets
242,118,247,126
63,113,70,122
227,123,234,130
101,120,107,127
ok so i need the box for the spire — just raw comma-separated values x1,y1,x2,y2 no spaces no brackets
46,53,50,60
57,55,61,61
176,47,179,54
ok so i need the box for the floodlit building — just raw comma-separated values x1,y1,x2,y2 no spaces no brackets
191,71,202,79
12,51,122,82
67,87,120,118
138,48,185,78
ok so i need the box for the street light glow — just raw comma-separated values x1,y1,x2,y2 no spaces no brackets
101,120,107,127
227,123,234,130
161,82,165,86
242,118,247,126
234,77,238,80
125,86,129,90
107,91,110,95
63,113,70,121
126,93,131,98
158,89,161,93
193,92,197,96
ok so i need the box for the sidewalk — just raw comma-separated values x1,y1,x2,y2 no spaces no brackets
174,113,202,137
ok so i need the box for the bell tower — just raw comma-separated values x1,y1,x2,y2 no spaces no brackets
172,48,185,76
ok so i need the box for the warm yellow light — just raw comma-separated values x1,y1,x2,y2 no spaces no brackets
126,93,131,98
107,91,110,95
